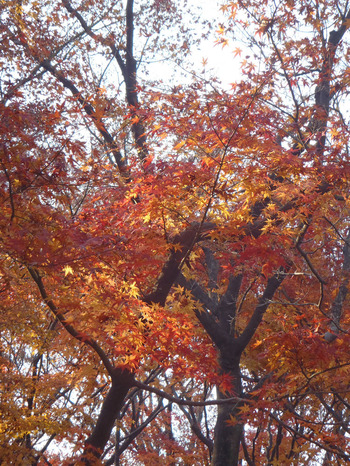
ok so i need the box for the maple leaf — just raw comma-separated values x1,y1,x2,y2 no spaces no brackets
63,265,74,276
174,140,186,150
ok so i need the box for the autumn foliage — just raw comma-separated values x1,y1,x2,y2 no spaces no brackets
1,0,350,464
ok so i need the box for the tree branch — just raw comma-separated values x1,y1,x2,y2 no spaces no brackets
39,59,127,174
144,222,215,306
109,400,169,463
133,379,245,407
269,410,350,462
27,266,115,377
62,0,126,76
236,267,288,351
216,274,243,335
325,229,350,341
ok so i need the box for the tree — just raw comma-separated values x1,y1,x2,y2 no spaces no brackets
1,0,350,464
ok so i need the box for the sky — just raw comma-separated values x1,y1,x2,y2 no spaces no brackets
139,0,244,90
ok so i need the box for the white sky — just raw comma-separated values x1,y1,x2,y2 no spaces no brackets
140,0,244,90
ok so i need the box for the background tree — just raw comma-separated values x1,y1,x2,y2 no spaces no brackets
1,0,350,465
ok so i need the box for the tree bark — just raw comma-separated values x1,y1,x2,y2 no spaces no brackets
211,350,243,466
81,368,135,464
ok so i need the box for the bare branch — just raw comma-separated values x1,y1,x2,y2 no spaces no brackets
133,379,246,407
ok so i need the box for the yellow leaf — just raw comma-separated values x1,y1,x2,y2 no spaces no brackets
174,140,186,150
129,282,140,298
143,212,151,223
63,265,74,276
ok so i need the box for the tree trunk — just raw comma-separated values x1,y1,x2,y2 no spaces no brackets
211,355,243,466
81,368,134,464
